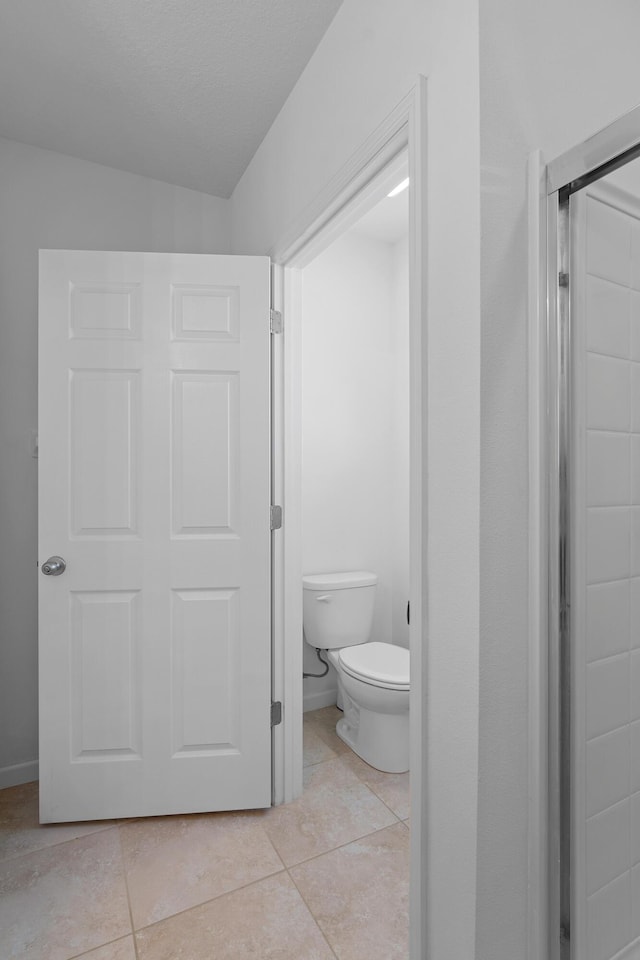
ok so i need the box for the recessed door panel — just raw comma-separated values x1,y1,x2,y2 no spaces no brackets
171,283,240,341
70,370,139,537
70,281,141,340
70,591,141,760
171,372,238,537
171,588,240,755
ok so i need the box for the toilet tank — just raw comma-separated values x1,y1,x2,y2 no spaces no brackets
302,571,377,649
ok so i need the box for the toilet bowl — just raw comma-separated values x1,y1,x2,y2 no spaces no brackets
303,571,410,773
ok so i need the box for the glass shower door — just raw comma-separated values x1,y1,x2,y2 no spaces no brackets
567,164,640,960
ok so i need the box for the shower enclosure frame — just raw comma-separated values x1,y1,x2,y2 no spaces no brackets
542,103,640,960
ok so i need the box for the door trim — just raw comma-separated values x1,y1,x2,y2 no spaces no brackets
528,148,550,960
270,88,416,267
269,76,428,960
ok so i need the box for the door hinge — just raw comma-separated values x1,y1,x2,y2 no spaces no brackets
270,504,282,530
271,701,282,726
270,309,283,334
559,271,569,288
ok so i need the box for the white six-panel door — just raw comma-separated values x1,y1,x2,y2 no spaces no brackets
38,250,271,822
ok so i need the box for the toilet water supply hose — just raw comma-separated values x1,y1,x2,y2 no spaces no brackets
302,643,330,678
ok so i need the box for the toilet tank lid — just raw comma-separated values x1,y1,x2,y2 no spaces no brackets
302,571,377,590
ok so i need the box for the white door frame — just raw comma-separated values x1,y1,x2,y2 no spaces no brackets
527,147,548,960
532,103,640,960
269,78,428,959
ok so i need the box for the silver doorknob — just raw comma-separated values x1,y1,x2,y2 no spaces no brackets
42,556,66,576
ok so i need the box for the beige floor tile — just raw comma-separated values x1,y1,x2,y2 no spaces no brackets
303,718,338,767
339,751,410,820
262,756,396,866
135,872,336,960
0,827,131,960
0,781,111,863
290,822,410,960
119,810,284,929
74,936,137,959
305,705,350,756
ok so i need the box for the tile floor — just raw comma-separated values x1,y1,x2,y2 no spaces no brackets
0,705,410,960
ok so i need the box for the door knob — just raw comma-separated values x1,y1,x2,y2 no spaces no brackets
41,556,66,576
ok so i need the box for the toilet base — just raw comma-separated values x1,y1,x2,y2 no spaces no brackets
336,709,409,774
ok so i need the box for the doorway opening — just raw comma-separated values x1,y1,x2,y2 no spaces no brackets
270,81,432,960
300,157,410,717
271,145,414,800
272,147,413,954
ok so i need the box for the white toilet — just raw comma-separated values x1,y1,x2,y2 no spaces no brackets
303,571,410,774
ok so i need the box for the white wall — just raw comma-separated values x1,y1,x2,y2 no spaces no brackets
232,1,481,956
479,2,640,957
391,237,410,649
0,136,230,786
301,230,409,710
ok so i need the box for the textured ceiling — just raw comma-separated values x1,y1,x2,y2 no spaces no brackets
0,0,342,197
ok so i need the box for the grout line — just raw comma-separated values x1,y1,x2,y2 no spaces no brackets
584,867,634,904
375,795,406,823
66,934,135,960
587,573,637,587
284,818,410,958
128,867,288,933
115,823,140,960
585,504,636,512
587,268,636,291
0,821,118,867
281,819,410,871
303,751,339,769
305,730,346,757
285,867,340,960
586,649,634,668
262,822,289,874
347,771,407,823
586,720,639,747
585,432,640,442
303,752,408,822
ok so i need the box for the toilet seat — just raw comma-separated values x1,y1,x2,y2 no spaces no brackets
338,641,410,690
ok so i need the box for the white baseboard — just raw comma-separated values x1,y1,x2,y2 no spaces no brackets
303,688,338,713
0,760,38,789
